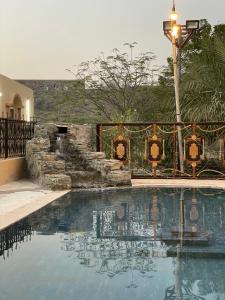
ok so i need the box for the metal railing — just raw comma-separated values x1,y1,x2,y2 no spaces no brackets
0,118,36,159
96,122,225,179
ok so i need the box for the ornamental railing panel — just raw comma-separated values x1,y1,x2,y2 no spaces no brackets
0,118,35,159
96,122,225,179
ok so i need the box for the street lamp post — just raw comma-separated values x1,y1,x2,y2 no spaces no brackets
123,42,138,62
163,1,201,174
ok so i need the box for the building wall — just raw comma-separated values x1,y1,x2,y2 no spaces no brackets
0,74,34,121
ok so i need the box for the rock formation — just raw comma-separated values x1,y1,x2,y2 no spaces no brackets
26,123,131,190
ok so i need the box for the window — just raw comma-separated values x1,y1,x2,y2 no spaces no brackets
9,108,14,119
17,108,22,120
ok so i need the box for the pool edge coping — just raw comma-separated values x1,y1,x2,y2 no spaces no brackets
71,180,225,193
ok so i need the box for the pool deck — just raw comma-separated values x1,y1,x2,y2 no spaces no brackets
131,179,225,190
0,180,69,231
0,178,225,231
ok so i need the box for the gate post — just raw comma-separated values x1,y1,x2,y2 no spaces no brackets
96,124,100,152
4,118,8,159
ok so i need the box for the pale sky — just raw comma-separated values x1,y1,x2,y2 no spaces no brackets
1,0,225,79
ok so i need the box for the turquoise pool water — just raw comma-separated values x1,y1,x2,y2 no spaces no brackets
1,188,225,300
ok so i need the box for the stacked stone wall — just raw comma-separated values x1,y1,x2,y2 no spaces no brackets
26,123,131,190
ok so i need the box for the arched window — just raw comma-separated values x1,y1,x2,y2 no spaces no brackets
13,94,23,120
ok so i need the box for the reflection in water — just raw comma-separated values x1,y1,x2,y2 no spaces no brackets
0,219,32,259
1,188,225,299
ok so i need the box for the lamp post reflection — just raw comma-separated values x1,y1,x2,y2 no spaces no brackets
165,189,205,300
151,194,160,241
175,190,184,299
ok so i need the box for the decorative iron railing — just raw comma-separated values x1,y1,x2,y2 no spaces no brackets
96,122,225,178
0,118,35,159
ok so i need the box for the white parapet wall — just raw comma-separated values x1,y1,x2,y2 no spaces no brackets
0,158,26,186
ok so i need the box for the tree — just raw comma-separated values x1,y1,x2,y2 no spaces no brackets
181,24,225,121
34,80,87,123
159,22,225,121
74,47,160,122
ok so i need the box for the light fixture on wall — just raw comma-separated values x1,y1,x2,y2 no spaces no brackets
0,92,2,97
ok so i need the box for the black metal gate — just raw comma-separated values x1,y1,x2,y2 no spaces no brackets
0,118,35,159
96,122,225,179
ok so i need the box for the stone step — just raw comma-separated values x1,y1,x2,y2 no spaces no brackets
106,170,132,186
84,152,106,160
74,140,90,147
39,160,66,175
68,171,100,188
76,142,90,148
75,138,90,144
65,162,86,172
41,153,58,162
77,146,90,152
103,159,123,171
42,174,71,190
69,139,89,148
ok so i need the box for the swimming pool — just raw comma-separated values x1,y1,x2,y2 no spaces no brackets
1,188,225,300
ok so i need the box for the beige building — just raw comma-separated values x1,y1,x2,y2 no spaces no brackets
0,74,34,121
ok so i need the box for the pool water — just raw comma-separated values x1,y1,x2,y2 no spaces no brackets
1,188,225,300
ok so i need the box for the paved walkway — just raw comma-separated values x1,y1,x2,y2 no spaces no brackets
0,180,69,230
131,179,225,190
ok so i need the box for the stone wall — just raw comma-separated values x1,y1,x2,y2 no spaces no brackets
17,79,84,113
26,123,131,190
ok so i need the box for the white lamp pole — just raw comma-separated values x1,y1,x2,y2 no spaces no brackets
171,7,184,174
163,2,201,175
170,2,184,174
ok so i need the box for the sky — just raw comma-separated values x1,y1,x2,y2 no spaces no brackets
0,0,225,80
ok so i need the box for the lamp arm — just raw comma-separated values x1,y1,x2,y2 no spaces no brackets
164,32,173,43
179,30,195,49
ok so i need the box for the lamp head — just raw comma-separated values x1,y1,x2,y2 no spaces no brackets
170,12,178,21
163,21,173,32
171,25,180,38
170,10,178,21
186,20,200,31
